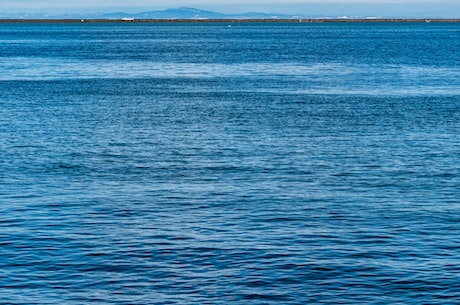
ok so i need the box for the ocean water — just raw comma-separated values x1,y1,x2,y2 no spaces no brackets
0,22,459,304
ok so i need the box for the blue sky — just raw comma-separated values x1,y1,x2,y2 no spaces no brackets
1,1,459,17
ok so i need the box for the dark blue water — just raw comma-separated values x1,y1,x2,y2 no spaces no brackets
1,22,459,304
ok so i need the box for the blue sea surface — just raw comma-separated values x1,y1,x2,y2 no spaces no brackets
1,22,459,304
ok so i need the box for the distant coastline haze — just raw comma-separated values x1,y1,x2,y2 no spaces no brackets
0,1,459,18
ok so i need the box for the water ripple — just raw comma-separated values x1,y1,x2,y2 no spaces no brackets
1,22,459,304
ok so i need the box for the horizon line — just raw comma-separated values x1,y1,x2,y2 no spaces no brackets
1,18,460,23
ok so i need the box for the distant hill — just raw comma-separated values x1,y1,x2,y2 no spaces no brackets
103,8,227,19
1,7,300,20
101,7,296,20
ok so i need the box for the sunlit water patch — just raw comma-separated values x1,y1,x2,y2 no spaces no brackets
1,58,459,96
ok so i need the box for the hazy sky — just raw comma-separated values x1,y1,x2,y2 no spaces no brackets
1,0,459,17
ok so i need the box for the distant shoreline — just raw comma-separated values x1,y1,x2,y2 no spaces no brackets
1,18,460,23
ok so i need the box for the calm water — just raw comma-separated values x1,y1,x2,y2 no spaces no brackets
1,22,459,304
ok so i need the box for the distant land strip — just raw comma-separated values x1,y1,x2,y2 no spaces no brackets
1,18,460,23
